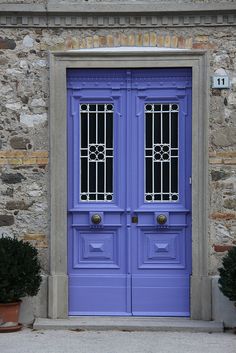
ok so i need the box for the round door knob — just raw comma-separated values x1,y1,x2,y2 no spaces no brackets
91,214,102,225
156,214,167,225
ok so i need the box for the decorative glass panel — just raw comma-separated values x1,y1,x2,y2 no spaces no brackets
145,103,179,202
80,104,114,202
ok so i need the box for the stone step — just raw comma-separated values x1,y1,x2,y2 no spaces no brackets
34,317,223,333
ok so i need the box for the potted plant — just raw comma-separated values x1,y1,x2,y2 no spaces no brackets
0,236,42,332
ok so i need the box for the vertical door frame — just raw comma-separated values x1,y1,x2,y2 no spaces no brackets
49,49,210,320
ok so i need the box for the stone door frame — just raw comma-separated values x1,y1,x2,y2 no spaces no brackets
48,48,210,320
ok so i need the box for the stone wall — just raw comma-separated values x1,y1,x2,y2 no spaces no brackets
0,21,235,294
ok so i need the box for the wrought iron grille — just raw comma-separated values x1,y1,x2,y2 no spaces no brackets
144,103,179,202
80,103,113,202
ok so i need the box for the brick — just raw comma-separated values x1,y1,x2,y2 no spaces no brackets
31,151,48,158
114,33,121,47
193,42,216,50
36,158,49,165
195,35,209,42
93,35,99,48
99,36,107,47
23,158,37,165
211,212,236,220
143,33,150,47
149,32,157,47
65,36,73,50
35,241,48,248
107,35,114,47
171,36,178,48
23,233,46,241
209,158,223,164
128,33,135,46
9,158,23,165
86,36,93,49
216,151,236,158
177,36,185,49
185,38,193,49
136,33,143,46
157,35,164,48
79,38,86,49
213,244,234,252
120,34,128,46
223,158,236,165
71,37,79,49
164,35,171,48
0,151,25,157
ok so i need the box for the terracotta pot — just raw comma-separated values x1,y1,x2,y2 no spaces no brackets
0,301,21,330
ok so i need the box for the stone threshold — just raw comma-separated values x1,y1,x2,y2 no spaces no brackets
34,317,223,333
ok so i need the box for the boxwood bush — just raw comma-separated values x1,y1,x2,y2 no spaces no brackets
218,246,236,304
0,236,42,303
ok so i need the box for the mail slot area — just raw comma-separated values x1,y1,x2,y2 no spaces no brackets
69,210,189,228
70,210,123,228
136,211,189,228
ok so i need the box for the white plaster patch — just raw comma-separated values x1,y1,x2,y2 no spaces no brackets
6,68,22,75
6,102,22,111
215,224,234,241
214,68,228,76
228,93,236,106
20,113,47,127
19,60,29,70
23,35,34,48
26,182,43,197
0,85,13,94
31,98,46,107
213,53,229,65
231,77,236,92
32,60,47,67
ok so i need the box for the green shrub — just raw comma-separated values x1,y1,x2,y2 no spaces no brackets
0,236,42,303
218,246,236,303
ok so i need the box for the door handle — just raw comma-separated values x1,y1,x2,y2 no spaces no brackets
91,213,102,225
156,214,168,225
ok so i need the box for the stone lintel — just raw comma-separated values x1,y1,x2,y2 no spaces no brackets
0,3,235,28
1,3,236,14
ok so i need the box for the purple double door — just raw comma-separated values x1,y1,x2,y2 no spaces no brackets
67,68,192,316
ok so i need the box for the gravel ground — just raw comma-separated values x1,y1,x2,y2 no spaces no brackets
0,328,236,353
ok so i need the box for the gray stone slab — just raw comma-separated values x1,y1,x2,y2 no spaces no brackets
34,317,223,332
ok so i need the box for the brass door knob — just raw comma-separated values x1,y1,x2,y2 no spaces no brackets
91,214,102,224
156,214,167,225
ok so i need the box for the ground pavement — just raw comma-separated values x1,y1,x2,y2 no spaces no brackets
0,328,236,353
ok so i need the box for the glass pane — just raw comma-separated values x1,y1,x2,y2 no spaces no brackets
80,103,114,202
145,103,179,202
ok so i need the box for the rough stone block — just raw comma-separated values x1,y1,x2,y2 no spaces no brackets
224,199,236,210
6,200,33,210
0,37,16,50
211,169,231,181
10,136,31,150
214,244,234,252
0,215,14,226
1,172,26,184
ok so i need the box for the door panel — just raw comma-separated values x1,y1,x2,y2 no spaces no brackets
67,68,192,316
